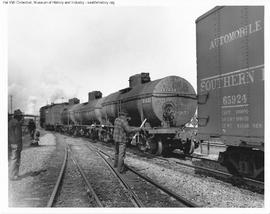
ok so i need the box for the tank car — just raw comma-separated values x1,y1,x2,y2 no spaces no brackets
40,73,198,155
196,6,264,180
39,106,48,128
43,103,69,130
61,93,108,139
101,73,197,154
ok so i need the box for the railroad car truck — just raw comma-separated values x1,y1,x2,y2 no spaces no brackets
196,6,264,180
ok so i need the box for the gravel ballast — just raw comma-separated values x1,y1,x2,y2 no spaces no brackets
88,138,264,208
9,131,62,207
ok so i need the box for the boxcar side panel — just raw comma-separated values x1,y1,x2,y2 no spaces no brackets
196,6,264,146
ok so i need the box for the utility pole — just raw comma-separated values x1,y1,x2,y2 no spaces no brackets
10,95,13,114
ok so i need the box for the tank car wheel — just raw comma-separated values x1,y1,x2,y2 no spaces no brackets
183,140,195,155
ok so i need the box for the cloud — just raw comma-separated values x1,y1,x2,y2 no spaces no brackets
7,5,210,114
50,88,66,103
26,96,37,114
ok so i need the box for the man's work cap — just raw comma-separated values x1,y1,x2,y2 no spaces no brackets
14,109,23,116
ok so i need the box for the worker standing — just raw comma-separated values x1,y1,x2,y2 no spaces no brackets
8,109,23,180
27,119,36,140
113,109,141,173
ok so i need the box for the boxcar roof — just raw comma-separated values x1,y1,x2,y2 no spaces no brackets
195,6,224,23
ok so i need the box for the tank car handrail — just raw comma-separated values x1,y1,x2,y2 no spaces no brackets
102,92,197,106
72,107,102,113
152,93,197,99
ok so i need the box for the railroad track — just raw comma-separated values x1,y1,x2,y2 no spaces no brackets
48,141,133,207
132,148,264,193
169,157,264,192
47,146,68,207
86,143,199,207
56,134,263,196
46,144,102,207
48,139,196,207
86,144,144,207
141,151,264,193
87,138,264,193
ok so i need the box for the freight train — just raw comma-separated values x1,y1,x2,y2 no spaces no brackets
40,6,264,181
40,73,198,155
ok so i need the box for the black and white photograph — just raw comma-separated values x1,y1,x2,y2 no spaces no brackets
1,0,269,213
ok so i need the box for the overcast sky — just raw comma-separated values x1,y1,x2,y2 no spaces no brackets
6,0,267,114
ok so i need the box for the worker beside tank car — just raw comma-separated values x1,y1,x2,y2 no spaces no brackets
113,109,142,173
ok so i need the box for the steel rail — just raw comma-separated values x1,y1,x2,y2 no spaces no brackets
161,156,264,190
183,153,219,163
124,144,264,190
173,152,263,189
88,139,263,190
201,143,226,148
126,165,199,207
47,146,68,207
67,144,103,207
86,144,144,207
90,145,199,207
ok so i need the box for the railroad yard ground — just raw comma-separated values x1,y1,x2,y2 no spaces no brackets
8,130,264,208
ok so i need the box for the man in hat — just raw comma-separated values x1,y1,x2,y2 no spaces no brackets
113,109,141,173
8,109,23,180
27,119,36,140
31,130,40,146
